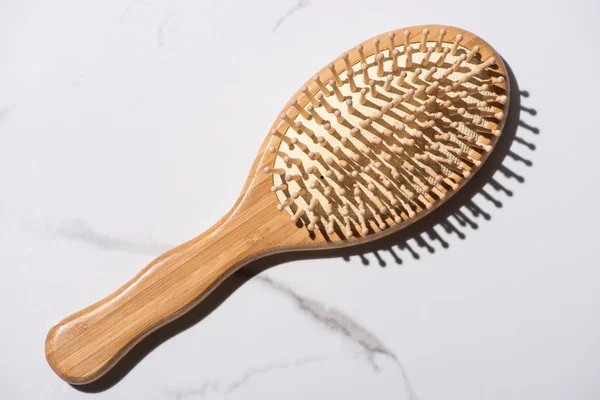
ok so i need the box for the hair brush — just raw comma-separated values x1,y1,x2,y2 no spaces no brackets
45,24,509,384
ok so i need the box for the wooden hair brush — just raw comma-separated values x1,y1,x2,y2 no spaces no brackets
45,25,509,384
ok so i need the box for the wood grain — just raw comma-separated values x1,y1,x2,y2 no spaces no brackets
45,25,509,385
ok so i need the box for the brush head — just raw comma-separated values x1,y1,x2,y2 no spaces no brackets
265,25,509,239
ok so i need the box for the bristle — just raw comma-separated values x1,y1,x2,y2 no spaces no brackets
283,155,302,166
306,104,324,124
425,81,439,95
291,99,311,119
285,173,303,182
324,122,337,137
373,38,381,57
396,71,407,86
376,53,385,77
361,63,370,85
390,208,403,224
369,79,378,97
306,214,319,231
405,46,413,68
360,118,372,128
329,63,342,86
388,32,396,57
495,95,508,104
290,208,305,223
403,89,415,101
382,101,393,113
271,183,287,192
419,28,429,52
345,98,355,114
301,86,320,107
423,66,437,81
277,197,294,211
313,75,331,96
334,109,345,124
465,46,480,62
329,79,345,102
359,87,368,105
280,112,294,126
294,121,314,137
384,75,393,91
422,46,434,65
392,49,400,72
341,52,353,72
326,217,335,234
479,56,497,70
435,28,446,51
411,68,422,83
347,70,358,93
357,44,366,64
450,54,467,72
270,128,293,145
267,27,508,237
414,85,426,97
436,47,450,66
315,93,333,113
291,188,306,199
264,167,285,175
450,34,463,55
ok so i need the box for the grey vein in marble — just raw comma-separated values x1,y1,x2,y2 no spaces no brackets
163,355,325,399
273,0,310,31
117,0,175,47
118,0,155,21
256,275,419,400
157,13,174,47
57,219,169,255
225,354,325,394
163,380,220,400
0,106,9,125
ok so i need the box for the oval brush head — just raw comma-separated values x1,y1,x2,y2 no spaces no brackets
45,25,509,385
266,26,508,238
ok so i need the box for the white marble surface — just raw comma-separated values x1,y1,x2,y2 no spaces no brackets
2,0,600,399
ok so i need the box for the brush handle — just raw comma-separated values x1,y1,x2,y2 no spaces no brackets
45,216,270,385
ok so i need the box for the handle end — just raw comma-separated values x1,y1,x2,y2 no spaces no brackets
45,318,112,385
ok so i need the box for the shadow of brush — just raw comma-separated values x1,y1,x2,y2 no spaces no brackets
73,59,538,392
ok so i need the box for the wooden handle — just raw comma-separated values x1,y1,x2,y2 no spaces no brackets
45,214,272,384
